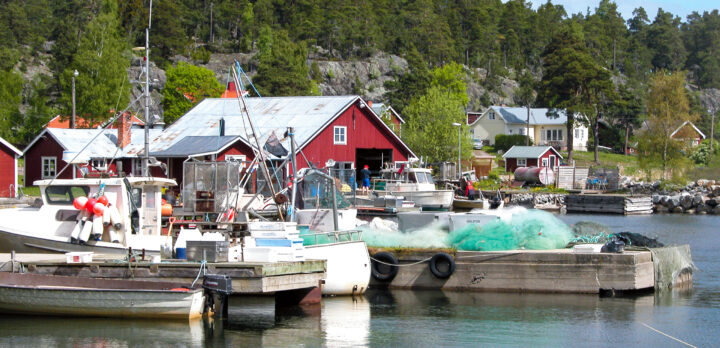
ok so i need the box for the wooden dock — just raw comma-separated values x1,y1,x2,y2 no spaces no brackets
565,194,653,214
371,248,659,294
0,253,326,296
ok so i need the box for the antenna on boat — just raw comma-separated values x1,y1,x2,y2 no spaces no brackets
142,0,153,177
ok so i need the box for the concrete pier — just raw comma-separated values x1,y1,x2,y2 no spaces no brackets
0,253,326,296
371,248,662,294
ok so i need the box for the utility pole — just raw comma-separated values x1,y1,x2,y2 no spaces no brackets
710,107,716,154
210,2,214,43
71,70,78,129
526,105,530,145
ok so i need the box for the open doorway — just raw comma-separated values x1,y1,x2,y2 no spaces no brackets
355,148,393,179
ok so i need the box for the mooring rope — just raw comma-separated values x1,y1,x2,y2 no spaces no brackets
191,260,208,288
640,322,697,348
369,256,432,267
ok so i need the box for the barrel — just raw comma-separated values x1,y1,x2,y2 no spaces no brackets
514,166,555,185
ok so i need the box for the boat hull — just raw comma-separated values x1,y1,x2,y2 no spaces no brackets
296,208,357,232
0,273,204,319
452,198,488,210
0,228,134,255
305,241,370,295
389,190,454,210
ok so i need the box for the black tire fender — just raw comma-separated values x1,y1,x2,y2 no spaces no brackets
429,252,456,279
371,252,399,282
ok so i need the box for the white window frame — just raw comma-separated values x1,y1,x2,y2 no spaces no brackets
333,126,347,145
41,156,57,179
517,158,527,167
489,112,495,120
542,158,549,167
549,155,556,169
558,129,563,141
546,130,552,141
91,159,107,171
574,129,579,138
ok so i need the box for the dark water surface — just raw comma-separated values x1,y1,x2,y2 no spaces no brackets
0,214,718,347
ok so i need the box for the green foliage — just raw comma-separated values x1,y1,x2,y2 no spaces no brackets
190,47,211,64
429,62,468,106
253,28,315,96
494,134,533,152
689,140,716,165
162,62,224,124
637,71,696,179
402,86,471,163
0,70,24,140
58,0,130,124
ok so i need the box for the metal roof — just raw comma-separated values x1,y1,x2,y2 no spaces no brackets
24,128,162,158
149,96,359,156
490,106,570,125
502,146,562,159
151,136,242,157
371,103,405,123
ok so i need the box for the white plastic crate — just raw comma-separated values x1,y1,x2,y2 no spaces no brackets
243,247,278,263
65,252,93,263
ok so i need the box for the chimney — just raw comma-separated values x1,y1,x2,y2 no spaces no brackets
117,112,132,148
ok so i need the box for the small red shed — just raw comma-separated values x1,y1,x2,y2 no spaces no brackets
502,146,563,173
0,137,22,197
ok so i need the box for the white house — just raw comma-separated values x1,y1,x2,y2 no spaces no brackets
468,106,588,151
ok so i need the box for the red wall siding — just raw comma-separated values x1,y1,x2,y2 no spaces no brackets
538,151,560,168
298,103,411,169
25,134,72,185
0,142,16,197
217,141,256,162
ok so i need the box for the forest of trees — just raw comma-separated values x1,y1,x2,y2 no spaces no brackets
1,0,720,172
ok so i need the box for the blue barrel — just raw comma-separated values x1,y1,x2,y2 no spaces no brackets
175,247,187,259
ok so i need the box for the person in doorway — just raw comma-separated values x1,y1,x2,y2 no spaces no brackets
360,165,371,195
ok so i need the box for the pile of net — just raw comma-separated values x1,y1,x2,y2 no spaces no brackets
446,208,573,251
569,221,664,247
359,218,449,249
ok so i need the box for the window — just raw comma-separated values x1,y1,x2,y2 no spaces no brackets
558,130,563,140
542,158,549,167
45,185,89,205
520,128,526,135
489,112,495,120
509,129,513,134
517,158,527,167
546,130,552,141
574,129,579,138
42,157,56,179
225,155,247,168
91,159,106,171
333,126,347,145
132,158,142,176
541,130,546,141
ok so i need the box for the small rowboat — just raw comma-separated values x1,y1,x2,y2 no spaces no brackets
0,272,205,319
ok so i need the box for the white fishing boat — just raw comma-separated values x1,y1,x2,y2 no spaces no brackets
373,163,454,210
294,167,358,232
0,272,204,319
0,177,175,255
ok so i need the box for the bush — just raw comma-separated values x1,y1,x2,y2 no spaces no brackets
494,134,532,152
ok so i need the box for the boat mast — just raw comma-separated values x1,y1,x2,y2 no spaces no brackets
143,1,153,177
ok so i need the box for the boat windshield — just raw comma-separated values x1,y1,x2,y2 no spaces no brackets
45,185,90,205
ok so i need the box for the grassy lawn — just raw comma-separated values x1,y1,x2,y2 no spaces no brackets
16,158,41,197
563,150,641,177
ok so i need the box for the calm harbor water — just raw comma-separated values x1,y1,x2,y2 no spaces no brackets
0,213,718,347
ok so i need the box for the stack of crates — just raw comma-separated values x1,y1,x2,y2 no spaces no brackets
243,221,305,262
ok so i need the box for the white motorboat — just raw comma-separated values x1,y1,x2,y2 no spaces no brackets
0,272,205,319
0,177,175,255
373,164,454,210
300,230,370,295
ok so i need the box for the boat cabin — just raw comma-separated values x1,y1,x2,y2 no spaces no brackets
26,177,176,252
375,163,436,192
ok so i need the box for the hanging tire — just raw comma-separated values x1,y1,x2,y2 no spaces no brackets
371,252,399,282
429,252,455,279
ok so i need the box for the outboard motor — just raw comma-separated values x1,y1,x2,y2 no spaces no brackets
203,274,232,318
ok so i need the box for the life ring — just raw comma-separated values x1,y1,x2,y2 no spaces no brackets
371,252,399,281
429,252,455,279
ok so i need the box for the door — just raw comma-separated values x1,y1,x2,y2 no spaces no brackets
549,155,556,170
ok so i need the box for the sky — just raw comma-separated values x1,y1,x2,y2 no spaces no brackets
530,0,718,20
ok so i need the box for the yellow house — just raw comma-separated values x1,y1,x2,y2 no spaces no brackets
468,106,588,151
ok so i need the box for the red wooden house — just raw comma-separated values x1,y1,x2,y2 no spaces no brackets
0,137,22,197
502,146,563,173
148,95,415,186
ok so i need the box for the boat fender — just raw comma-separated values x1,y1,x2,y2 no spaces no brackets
102,208,111,226
108,205,123,229
92,214,104,240
108,225,121,244
79,220,93,243
371,252,399,282
428,252,456,279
